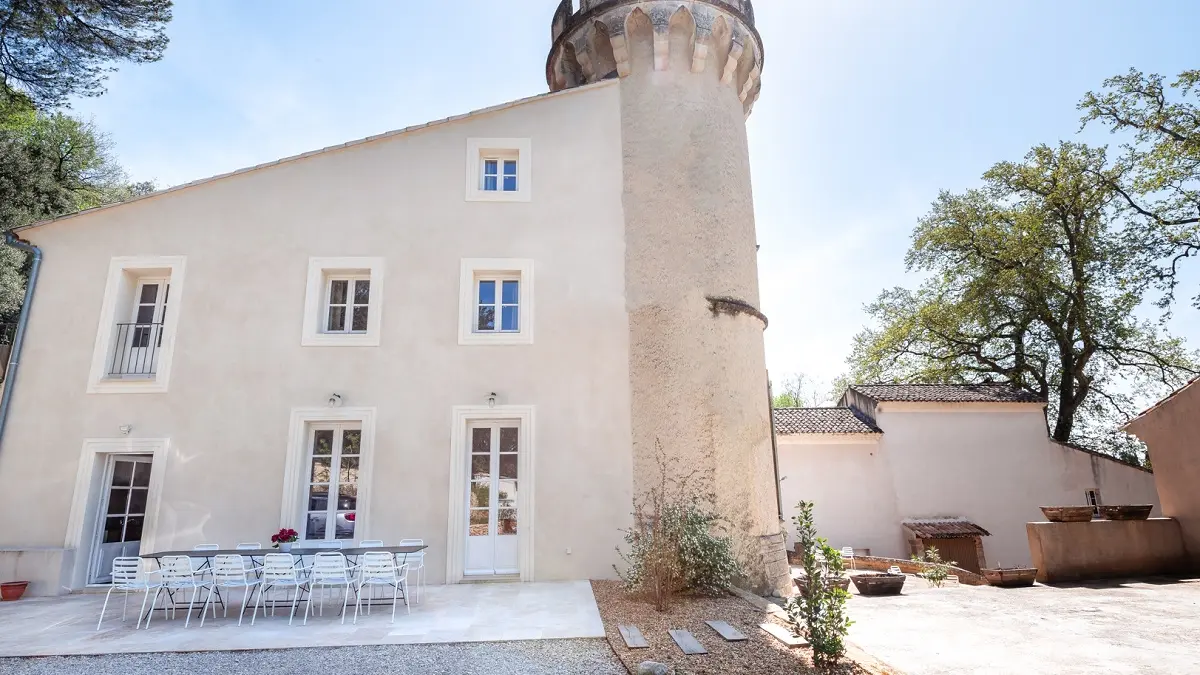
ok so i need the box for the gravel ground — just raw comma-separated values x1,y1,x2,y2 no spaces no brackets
591,580,866,675
0,639,627,675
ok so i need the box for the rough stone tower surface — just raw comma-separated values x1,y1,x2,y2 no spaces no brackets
547,0,790,595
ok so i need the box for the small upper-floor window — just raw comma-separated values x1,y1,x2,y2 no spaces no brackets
1085,489,1102,516
302,257,384,347
112,278,170,377
475,277,520,333
482,157,519,193
459,258,534,345
325,276,370,334
466,138,531,202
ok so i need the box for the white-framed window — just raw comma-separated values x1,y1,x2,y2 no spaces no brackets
1085,489,1102,516
301,257,384,347
459,259,534,345
465,138,531,202
280,407,377,544
87,256,187,394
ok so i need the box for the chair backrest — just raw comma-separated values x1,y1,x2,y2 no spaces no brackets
359,540,385,547
262,554,298,582
359,551,396,580
110,557,146,586
211,555,251,584
160,556,197,583
309,540,343,550
840,546,854,557
398,538,423,546
193,544,220,551
311,552,348,581
236,542,262,550
887,565,903,575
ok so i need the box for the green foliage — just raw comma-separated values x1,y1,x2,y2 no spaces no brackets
847,142,1198,462
1080,69,1200,311
0,90,153,317
615,442,742,611
0,0,172,107
783,501,852,667
911,547,956,588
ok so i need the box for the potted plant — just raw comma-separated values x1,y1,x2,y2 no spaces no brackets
982,567,1038,588
850,573,906,596
271,528,299,552
1,581,30,601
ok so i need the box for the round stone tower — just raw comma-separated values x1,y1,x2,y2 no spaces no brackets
548,1,788,594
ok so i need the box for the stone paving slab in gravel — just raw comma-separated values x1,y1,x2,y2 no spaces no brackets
0,640,628,675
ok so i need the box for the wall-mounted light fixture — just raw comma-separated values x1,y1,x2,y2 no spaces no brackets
328,393,343,408
118,425,132,436
487,392,497,408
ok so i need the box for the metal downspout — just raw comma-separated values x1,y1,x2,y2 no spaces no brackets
0,231,42,450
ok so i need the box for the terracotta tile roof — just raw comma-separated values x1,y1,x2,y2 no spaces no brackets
903,519,991,539
772,407,882,435
848,383,1044,404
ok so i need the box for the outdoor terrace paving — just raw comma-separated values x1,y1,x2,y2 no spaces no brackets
847,576,1200,674
0,580,604,657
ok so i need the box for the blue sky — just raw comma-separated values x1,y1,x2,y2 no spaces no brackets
69,1,1200,402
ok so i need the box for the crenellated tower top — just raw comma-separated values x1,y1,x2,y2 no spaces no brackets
547,0,764,115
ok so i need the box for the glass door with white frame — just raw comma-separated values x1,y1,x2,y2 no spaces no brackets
116,279,169,376
465,422,519,576
89,456,152,584
303,424,361,542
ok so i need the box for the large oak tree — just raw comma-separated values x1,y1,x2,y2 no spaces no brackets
848,142,1197,462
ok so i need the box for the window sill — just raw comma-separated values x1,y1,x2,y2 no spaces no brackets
459,332,534,346
466,189,531,203
87,377,168,394
301,333,381,348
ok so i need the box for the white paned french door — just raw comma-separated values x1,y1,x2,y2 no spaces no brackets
464,421,520,576
303,423,362,542
88,455,153,584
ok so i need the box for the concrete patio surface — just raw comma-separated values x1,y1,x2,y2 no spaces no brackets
847,576,1200,674
0,580,605,657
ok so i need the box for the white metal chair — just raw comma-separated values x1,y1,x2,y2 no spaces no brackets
309,540,344,550
359,540,385,547
304,552,356,625
200,555,262,627
146,555,212,628
399,538,426,603
96,557,161,631
253,553,306,626
887,565,904,575
236,543,262,572
840,546,856,570
191,543,220,577
354,552,409,623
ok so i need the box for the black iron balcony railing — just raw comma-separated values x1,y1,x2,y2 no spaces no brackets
108,322,164,377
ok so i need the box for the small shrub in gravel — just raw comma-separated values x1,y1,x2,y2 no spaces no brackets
912,546,956,587
615,441,742,611
784,500,852,667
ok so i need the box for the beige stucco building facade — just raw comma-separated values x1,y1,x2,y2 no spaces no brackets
0,0,791,596
1123,377,1200,570
776,385,1160,571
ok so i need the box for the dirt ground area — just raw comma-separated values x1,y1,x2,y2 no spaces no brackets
590,580,870,674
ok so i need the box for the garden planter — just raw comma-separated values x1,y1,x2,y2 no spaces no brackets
982,567,1037,588
0,581,29,601
1098,505,1153,521
850,573,906,596
1040,506,1094,522
793,575,850,594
